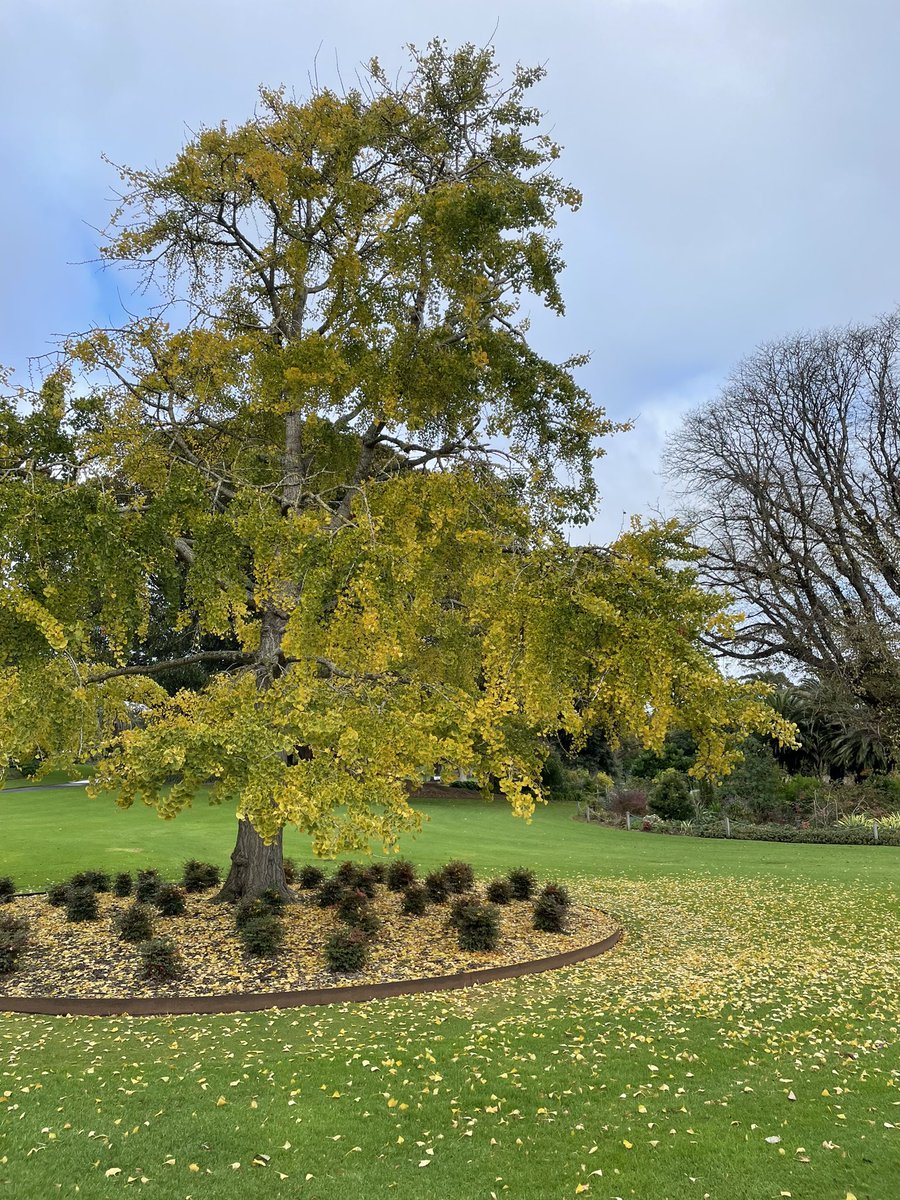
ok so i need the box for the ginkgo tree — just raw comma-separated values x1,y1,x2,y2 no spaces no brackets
0,41,793,899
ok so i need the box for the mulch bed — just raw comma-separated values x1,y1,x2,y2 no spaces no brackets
1,887,618,1000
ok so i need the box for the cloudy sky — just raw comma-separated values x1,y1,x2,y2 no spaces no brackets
4,0,900,541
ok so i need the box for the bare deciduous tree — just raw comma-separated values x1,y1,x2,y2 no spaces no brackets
666,312,900,742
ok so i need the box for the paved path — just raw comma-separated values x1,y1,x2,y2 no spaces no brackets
2,780,89,793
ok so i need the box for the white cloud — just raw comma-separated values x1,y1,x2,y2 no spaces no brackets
4,0,900,526
577,373,719,543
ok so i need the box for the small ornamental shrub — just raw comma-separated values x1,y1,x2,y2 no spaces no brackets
485,879,513,905
0,877,15,903
454,901,500,952
540,752,569,800
609,786,649,818
47,882,71,907
364,862,386,886
533,894,567,933
0,932,27,974
235,897,271,930
336,888,368,922
386,859,416,891
424,871,449,904
315,876,344,907
0,913,28,974
153,884,186,917
282,857,298,885
65,886,99,923
70,870,111,893
298,864,325,889
401,884,428,916
115,903,154,944
336,861,364,887
343,904,380,939
113,872,133,898
182,860,221,893
780,774,821,819
239,915,285,957
324,926,369,973
649,769,693,822
442,861,475,893
138,937,183,981
135,870,161,903
507,868,536,900
356,871,377,898
592,770,615,795
258,887,287,913
335,862,377,897
539,882,571,909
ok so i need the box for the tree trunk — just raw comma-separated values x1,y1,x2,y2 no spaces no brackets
216,818,294,902
218,417,306,904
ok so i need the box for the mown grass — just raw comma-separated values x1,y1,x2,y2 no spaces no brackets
3,784,899,890
1,785,898,1199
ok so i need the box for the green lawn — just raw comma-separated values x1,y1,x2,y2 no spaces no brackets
3,784,899,890
1,786,899,1199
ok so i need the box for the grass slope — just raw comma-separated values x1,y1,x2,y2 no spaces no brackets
2,786,899,889
1,787,898,1199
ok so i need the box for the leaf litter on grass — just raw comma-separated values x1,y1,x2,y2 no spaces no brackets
0,871,898,1199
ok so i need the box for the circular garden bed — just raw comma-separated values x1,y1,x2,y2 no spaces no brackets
0,861,620,1007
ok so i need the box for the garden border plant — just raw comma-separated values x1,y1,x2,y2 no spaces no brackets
576,810,900,846
0,858,622,1014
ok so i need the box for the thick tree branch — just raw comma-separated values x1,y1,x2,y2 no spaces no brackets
86,650,253,684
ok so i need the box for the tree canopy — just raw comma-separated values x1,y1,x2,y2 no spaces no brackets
0,41,793,894
666,311,900,758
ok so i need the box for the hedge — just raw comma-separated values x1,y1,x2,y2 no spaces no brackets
612,819,900,847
